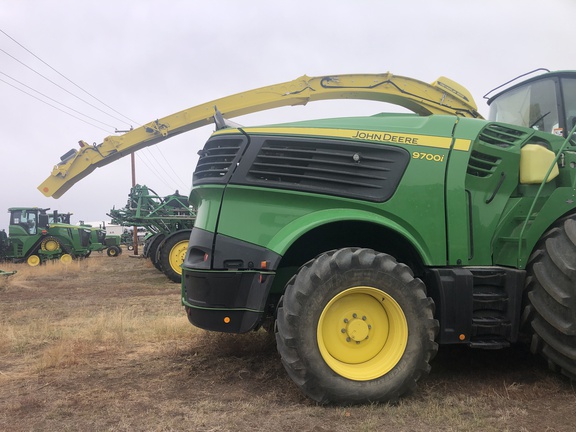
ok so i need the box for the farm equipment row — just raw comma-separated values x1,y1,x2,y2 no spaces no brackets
0,207,121,266
108,185,195,282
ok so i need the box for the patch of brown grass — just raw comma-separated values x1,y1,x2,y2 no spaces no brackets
1,253,576,432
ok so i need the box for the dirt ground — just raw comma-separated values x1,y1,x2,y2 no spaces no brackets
1,252,575,432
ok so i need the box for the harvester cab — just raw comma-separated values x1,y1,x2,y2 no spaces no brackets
487,70,576,139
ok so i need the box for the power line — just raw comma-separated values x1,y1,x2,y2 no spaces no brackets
0,76,111,133
139,146,190,192
135,152,179,192
1,28,190,191
0,70,117,129
0,46,133,128
0,28,138,126
152,147,191,191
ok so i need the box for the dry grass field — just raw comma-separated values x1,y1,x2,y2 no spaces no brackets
1,252,575,431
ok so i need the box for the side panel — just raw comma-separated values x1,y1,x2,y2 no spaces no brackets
184,115,471,333
463,124,526,265
216,145,450,265
445,119,496,265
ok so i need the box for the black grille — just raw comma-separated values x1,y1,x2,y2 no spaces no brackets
193,137,245,184
239,138,410,202
467,151,501,178
478,124,529,148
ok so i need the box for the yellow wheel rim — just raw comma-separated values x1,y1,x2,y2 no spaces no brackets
41,239,60,252
168,240,188,275
317,286,408,381
27,255,41,266
60,254,73,264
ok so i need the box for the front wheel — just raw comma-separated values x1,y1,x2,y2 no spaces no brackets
158,230,190,283
275,248,438,404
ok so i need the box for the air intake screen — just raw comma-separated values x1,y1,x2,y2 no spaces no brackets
237,137,410,202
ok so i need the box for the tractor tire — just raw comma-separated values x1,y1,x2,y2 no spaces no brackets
158,230,190,283
107,245,122,257
522,215,576,379
275,248,438,404
27,254,41,266
145,233,166,272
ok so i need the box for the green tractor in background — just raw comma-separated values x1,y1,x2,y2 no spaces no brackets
0,207,92,265
108,185,195,282
80,222,122,257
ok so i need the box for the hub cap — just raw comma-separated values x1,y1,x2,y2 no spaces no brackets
168,240,188,274
317,286,408,381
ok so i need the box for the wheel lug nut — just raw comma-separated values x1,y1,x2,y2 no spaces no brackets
352,313,357,318
343,318,349,323
346,337,351,342
368,325,372,330
362,316,367,321
341,328,346,333
356,341,360,345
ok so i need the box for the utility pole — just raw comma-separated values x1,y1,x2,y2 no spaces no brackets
131,152,139,255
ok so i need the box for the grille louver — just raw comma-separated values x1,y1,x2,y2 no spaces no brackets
478,124,529,148
242,138,409,202
193,138,245,183
467,151,501,178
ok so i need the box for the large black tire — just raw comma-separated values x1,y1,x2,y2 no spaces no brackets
158,230,190,283
275,248,438,404
522,215,576,379
145,233,166,272
107,245,122,257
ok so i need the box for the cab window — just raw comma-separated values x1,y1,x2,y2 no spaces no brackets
561,78,576,134
10,210,38,234
489,78,560,135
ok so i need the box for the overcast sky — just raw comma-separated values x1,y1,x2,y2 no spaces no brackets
1,0,574,230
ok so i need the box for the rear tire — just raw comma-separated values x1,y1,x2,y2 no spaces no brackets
523,215,576,379
275,248,438,404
